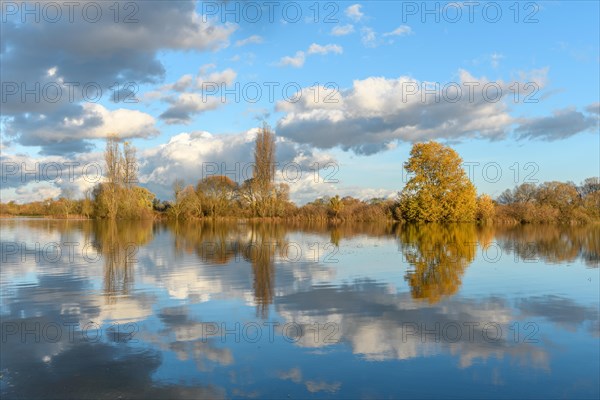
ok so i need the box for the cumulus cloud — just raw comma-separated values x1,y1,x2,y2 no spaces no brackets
585,102,600,115
1,1,236,155
155,66,237,96
515,106,599,140
3,103,159,155
361,27,379,47
138,128,341,201
196,68,237,89
159,94,222,125
151,67,236,124
137,128,396,203
162,74,195,93
383,25,413,37
275,70,524,154
307,43,343,55
331,24,355,36
363,25,413,47
274,69,593,154
345,4,364,21
0,150,105,203
5,127,396,204
278,43,343,68
277,51,307,68
235,35,264,47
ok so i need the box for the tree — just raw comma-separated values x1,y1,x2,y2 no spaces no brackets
104,135,122,219
60,188,75,218
170,179,185,220
82,188,94,218
122,141,138,189
254,122,276,189
132,186,155,218
580,177,600,197
197,175,237,217
399,141,477,222
328,195,344,219
95,136,150,219
273,183,291,217
253,123,276,216
476,194,495,223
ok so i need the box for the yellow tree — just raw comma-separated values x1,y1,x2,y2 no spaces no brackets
476,194,495,223
328,195,344,219
400,141,477,222
197,175,237,217
400,224,477,303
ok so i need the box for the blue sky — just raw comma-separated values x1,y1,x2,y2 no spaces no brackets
1,1,598,203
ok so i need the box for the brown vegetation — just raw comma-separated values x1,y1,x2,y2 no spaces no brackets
2,134,598,225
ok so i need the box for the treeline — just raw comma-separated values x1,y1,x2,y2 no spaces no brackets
494,179,600,224
1,129,598,224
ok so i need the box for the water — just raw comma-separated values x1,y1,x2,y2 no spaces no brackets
1,219,598,399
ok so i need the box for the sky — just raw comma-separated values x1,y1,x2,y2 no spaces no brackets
1,0,599,204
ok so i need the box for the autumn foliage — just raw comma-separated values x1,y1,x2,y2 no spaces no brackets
2,136,598,225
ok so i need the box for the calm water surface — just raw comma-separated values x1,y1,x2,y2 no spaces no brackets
1,219,598,399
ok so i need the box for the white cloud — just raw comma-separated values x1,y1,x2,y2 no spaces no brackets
345,4,364,21
1,2,237,155
361,27,378,47
196,68,238,88
85,104,159,139
308,43,343,55
278,51,306,68
0,150,106,203
151,67,237,124
491,52,504,68
159,93,222,125
235,35,264,47
4,103,158,148
331,24,355,36
278,44,343,68
276,70,552,154
161,74,194,92
383,25,413,37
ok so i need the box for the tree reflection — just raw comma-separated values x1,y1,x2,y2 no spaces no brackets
494,224,599,267
92,219,153,301
168,220,242,264
242,223,288,318
164,221,288,317
397,223,477,303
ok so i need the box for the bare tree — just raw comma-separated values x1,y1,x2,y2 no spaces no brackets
61,188,75,218
104,135,122,219
82,188,94,218
122,141,138,189
253,123,276,216
170,179,185,220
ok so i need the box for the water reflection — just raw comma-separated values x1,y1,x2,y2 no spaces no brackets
163,221,289,317
398,223,477,303
93,220,154,299
493,224,600,267
1,219,598,398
